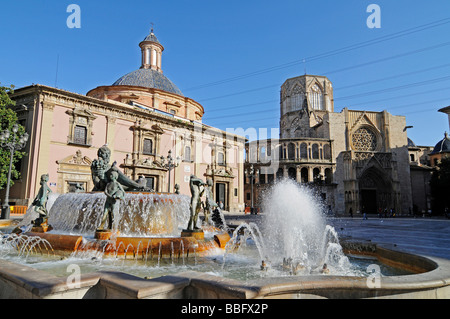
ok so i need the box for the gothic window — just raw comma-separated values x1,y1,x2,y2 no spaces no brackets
143,138,153,155
313,168,321,181
291,94,302,112
290,117,301,137
288,143,296,160
276,168,284,180
300,143,308,159
288,167,296,180
279,145,284,160
312,144,319,159
290,84,304,112
352,127,378,151
301,167,308,183
310,84,323,110
323,144,331,160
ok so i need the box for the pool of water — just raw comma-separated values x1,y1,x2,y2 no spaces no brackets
0,239,414,282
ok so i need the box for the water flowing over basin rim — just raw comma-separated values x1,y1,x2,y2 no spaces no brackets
23,230,231,258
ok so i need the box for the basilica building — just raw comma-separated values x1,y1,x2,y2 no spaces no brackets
245,74,413,216
3,30,246,213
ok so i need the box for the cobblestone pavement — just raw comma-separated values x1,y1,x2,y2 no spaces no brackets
327,217,450,260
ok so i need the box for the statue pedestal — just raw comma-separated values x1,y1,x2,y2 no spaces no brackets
31,224,53,233
31,218,53,233
95,229,118,240
181,229,204,241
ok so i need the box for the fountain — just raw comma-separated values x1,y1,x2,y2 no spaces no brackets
0,153,449,298
6,145,231,262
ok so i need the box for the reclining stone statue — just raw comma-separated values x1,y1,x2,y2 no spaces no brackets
91,145,148,192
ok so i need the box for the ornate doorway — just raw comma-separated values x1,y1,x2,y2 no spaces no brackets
215,183,226,210
359,166,393,214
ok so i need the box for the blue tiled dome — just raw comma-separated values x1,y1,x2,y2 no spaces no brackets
112,68,183,96
430,132,450,155
407,138,416,147
143,32,160,44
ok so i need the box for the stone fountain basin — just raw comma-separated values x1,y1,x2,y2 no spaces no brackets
0,239,449,299
21,230,231,258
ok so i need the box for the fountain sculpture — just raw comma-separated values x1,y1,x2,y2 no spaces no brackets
7,145,230,261
30,173,53,232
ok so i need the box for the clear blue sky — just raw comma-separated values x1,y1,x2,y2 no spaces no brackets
1,0,450,146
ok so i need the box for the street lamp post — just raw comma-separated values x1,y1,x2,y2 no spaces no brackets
0,124,28,219
161,150,180,193
245,164,259,214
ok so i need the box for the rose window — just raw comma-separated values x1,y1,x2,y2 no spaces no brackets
352,127,377,151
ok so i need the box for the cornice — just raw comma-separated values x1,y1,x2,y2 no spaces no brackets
10,84,244,143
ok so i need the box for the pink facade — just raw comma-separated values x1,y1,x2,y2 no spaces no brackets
2,29,245,212
5,84,245,212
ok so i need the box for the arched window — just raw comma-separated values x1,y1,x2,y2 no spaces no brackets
301,167,308,183
300,143,308,159
313,168,321,181
323,144,331,160
288,167,296,180
288,143,296,160
276,168,284,180
325,168,332,184
312,144,319,159
152,49,157,66
290,84,304,111
310,84,323,110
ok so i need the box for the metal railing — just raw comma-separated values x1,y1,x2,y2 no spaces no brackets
10,205,27,216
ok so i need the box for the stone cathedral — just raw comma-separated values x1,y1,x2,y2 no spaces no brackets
245,74,412,216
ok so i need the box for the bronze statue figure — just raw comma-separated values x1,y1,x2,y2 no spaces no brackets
98,170,125,231
187,175,206,231
31,174,52,227
202,178,216,225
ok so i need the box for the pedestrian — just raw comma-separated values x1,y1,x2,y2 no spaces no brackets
327,205,333,216
349,207,353,218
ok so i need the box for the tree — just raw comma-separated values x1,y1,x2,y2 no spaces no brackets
430,156,450,215
0,84,26,190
